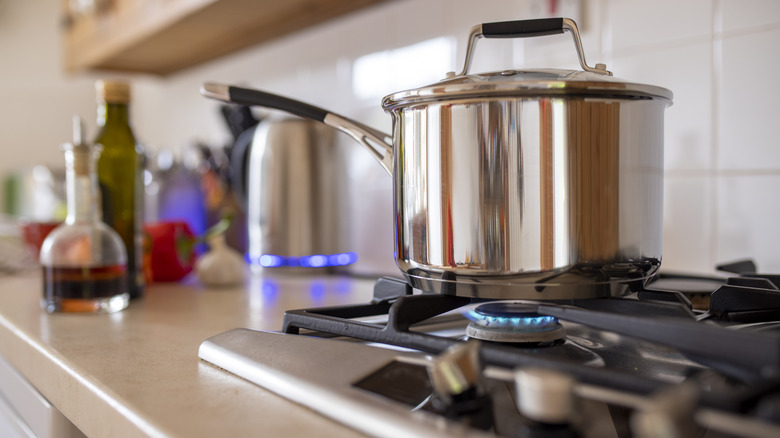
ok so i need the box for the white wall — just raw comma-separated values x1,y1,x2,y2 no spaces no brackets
2,0,780,275
0,1,95,171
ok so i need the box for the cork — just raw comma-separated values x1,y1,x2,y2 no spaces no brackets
63,115,101,176
96,80,131,104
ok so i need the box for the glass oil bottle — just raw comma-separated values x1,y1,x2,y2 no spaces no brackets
40,116,129,313
94,80,145,299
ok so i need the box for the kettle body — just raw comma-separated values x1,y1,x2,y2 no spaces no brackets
235,118,352,273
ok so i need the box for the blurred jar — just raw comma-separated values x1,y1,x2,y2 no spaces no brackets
153,147,207,238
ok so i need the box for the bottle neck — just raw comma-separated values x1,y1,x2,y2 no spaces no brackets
97,102,130,128
65,150,101,224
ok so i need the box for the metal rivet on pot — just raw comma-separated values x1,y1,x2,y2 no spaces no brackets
500,70,519,76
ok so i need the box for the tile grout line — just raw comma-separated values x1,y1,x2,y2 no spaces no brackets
665,168,780,177
600,0,613,61
710,0,723,271
717,21,780,39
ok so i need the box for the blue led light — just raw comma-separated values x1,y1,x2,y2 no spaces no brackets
258,254,284,267
308,255,329,268
331,253,355,266
246,252,359,268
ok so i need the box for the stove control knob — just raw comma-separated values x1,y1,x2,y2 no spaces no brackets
427,341,493,428
514,368,575,424
428,340,482,402
631,383,699,438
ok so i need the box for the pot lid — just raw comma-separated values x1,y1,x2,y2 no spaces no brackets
382,68,673,110
382,18,672,110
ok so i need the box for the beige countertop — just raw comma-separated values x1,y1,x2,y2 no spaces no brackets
0,269,379,437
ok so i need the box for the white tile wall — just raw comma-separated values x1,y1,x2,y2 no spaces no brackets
720,0,780,33
718,27,780,171
662,176,713,273
3,0,780,275
717,175,780,272
0,1,103,172
608,0,713,54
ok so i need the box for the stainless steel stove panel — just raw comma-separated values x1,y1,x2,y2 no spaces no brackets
199,328,492,438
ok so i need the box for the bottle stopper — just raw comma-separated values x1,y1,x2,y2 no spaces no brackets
62,116,101,176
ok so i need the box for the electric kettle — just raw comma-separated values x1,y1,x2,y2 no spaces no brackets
232,117,353,273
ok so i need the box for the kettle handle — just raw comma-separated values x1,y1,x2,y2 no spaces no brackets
229,125,256,212
457,17,612,77
202,83,394,175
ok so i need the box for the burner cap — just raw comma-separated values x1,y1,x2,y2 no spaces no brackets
465,302,566,343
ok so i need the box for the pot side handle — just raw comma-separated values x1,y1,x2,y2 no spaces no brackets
201,83,394,175
458,17,612,77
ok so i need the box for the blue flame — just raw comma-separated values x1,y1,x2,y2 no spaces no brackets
465,309,559,332
245,252,358,268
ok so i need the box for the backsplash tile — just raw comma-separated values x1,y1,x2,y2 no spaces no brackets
717,27,780,170
716,175,780,272
720,0,780,33
662,176,714,273
608,0,713,54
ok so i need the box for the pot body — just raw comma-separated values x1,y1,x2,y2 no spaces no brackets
390,96,666,299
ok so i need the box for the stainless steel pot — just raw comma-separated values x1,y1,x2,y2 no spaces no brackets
202,18,672,299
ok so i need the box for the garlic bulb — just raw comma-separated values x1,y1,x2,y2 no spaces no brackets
195,234,245,287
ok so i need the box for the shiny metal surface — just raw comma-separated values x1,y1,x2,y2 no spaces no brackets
323,113,393,174
384,68,673,108
246,119,349,272
559,18,611,76
198,329,493,438
388,96,668,298
200,82,229,101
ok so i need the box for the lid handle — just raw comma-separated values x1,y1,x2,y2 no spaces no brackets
457,18,612,77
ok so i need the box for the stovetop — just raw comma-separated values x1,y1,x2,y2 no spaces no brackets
199,260,780,438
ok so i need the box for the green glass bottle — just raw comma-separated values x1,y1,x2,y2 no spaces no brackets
94,80,145,299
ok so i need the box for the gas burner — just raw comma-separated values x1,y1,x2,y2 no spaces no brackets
465,302,566,343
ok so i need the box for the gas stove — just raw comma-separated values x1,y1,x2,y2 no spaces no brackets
199,260,780,437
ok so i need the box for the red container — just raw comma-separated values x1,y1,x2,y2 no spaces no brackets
144,221,195,283
19,220,62,260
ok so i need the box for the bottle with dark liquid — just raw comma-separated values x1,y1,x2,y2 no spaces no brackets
40,116,129,313
94,80,144,299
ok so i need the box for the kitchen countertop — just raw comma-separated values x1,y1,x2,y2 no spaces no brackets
0,268,380,437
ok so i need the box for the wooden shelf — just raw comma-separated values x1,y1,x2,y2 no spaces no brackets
64,0,386,76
